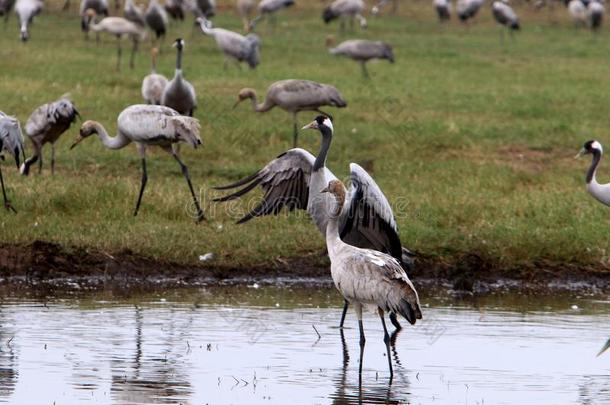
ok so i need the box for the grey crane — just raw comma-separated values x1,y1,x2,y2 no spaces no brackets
434,0,451,21
321,178,421,379
492,0,520,34
588,0,604,30
164,0,185,20
21,97,79,176
0,112,25,212
327,37,394,78
457,0,484,23
87,11,147,70
576,140,610,206
0,0,16,25
70,104,205,222
162,38,197,116
249,0,294,31
233,79,346,147
145,0,168,45
322,0,367,31
196,17,260,69
191,0,216,18
141,47,168,105
568,0,587,26
123,0,145,26
214,115,415,329
236,0,256,31
15,0,42,41
80,0,108,37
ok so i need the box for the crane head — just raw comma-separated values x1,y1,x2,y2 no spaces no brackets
301,115,334,135
575,140,603,159
70,121,97,149
172,38,185,50
233,88,256,108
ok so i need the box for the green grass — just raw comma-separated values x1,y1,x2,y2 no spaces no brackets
0,0,609,272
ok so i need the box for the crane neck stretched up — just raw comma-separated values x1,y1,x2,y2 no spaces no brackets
586,149,602,185
323,180,347,254
313,124,332,172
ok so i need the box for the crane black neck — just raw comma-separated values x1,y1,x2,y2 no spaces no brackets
587,150,602,184
176,46,183,70
313,126,333,172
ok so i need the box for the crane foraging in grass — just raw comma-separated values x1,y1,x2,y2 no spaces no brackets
214,115,415,330
0,112,25,213
70,104,205,222
21,97,79,176
326,36,394,78
196,17,260,69
162,38,197,116
323,0,367,30
249,0,294,31
86,10,147,70
232,80,346,147
15,0,42,41
141,47,168,105
321,178,422,379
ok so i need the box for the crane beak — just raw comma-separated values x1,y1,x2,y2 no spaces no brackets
74,108,81,121
320,186,329,193
575,148,586,159
70,136,84,150
232,99,242,109
302,121,318,131
597,338,610,357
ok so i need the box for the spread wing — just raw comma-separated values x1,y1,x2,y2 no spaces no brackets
340,163,404,263
213,148,314,223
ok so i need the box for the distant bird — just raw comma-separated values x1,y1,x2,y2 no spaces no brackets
15,0,42,41
80,0,108,36
236,0,255,31
214,116,415,329
0,112,25,212
326,36,394,78
233,80,347,147
434,0,451,21
70,105,205,222
323,0,367,30
87,11,147,70
21,97,79,176
145,0,168,44
457,0,484,23
164,0,184,20
141,47,168,105
187,0,215,18
568,0,587,26
588,0,604,30
162,38,197,117
371,0,399,15
249,0,294,31
123,0,145,26
0,0,16,25
196,17,260,69
492,0,520,34
576,140,610,206
321,178,422,379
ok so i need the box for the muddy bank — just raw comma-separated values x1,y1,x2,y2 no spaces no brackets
0,241,609,293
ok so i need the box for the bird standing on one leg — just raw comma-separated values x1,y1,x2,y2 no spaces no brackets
69,105,205,222
321,179,422,379
0,112,25,212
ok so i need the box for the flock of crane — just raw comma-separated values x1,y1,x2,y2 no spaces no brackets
1,0,610,377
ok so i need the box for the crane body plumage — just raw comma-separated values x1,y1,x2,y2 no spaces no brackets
0,112,25,212
434,0,451,21
21,97,79,176
492,1,519,30
71,104,205,221
164,0,185,19
15,0,42,41
328,39,394,77
234,79,346,146
145,0,168,40
80,0,108,32
197,17,260,69
162,38,197,116
323,0,367,30
249,0,294,31
124,0,145,26
457,0,483,22
588,1,604,30
322,179,421,378
141,48,168,105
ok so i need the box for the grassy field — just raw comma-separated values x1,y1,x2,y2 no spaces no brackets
0,0,609,275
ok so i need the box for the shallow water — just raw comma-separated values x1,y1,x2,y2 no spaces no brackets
0,285,608,404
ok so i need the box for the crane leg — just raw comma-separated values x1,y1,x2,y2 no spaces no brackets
379,308,394,380
0,164,16,213
50,143,55,175
355,303,365,379
116,37,122,71
389,312,401,329
37,154,42,174
292,113,298,147
129,38,138,70
173,154,205,222
133,158,148,217
339,299,349,328
360,62,369,78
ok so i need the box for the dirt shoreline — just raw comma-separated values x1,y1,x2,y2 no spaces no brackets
0,241,609,293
